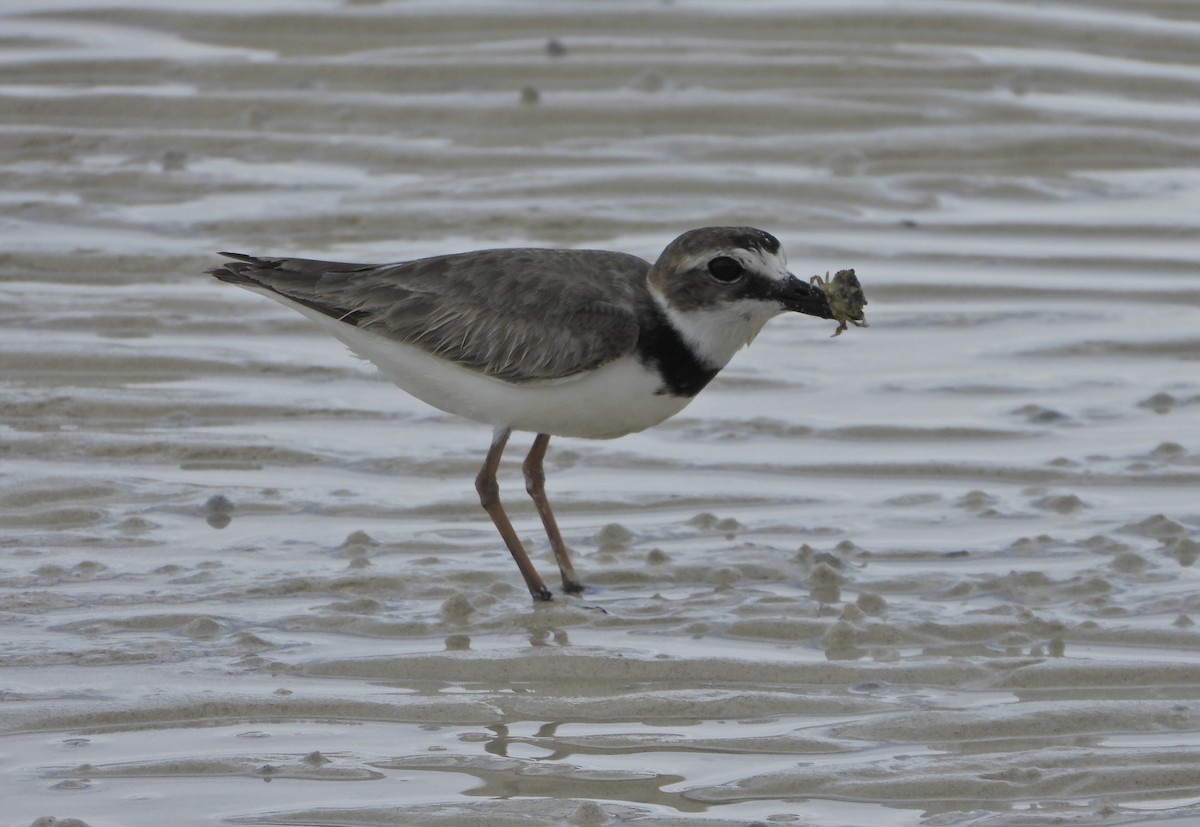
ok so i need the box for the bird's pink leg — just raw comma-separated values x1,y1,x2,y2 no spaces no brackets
475,427,553,601
523,433,584,595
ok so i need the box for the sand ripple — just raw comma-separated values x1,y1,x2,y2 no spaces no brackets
3,1,1200,826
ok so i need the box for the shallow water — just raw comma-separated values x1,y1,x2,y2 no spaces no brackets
2,1,1200,826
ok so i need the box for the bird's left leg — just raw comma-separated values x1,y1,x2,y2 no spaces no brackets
476,427,553,601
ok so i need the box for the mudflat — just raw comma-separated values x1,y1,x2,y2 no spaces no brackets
2,2,1199,825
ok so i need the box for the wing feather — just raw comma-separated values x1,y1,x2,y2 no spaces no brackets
210,248,648,382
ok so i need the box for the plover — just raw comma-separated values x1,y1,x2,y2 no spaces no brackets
210,227,835,601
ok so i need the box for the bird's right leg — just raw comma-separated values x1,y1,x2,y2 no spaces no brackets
523,433,584,595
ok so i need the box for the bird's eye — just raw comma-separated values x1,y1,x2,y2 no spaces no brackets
707,256,744,283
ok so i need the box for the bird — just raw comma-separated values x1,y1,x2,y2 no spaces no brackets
209,227,835,601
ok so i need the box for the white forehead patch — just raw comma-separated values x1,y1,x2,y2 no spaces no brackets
677,245,790,282
739,246,789,282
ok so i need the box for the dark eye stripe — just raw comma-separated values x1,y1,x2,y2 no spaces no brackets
707,256,743,283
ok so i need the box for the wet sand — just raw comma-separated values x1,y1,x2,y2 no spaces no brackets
2,2,1200,825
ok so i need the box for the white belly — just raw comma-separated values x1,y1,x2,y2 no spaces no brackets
282,298,694,439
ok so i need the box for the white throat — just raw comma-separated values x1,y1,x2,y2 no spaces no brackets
651,288,782,369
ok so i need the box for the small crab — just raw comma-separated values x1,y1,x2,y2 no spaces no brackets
811,268,869,337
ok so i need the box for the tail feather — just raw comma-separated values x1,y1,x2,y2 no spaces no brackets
208,252,281,288
207,252,372,326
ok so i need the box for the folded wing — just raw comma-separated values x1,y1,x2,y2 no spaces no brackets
211,248,647,383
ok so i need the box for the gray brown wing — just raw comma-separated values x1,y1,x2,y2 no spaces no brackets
210,248,648,382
